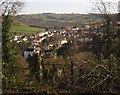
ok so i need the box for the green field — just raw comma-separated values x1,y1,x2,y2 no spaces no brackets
12,26,45,34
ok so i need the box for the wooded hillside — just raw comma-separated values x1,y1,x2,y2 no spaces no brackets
15,13,102,29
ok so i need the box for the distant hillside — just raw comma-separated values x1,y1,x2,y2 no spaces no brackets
15,13,102,29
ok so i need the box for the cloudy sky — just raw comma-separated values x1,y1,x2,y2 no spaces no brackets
19,0,119,14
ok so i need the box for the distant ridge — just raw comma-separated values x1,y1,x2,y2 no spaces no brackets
15,13,117,29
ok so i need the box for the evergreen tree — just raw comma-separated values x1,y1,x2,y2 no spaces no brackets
1,0,24,90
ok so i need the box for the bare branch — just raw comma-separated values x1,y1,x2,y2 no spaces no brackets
1,0,24,16
92,75,111,89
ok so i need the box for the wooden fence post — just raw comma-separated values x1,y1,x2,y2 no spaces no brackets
42,63,49,81
52,64,57,83
70,62,74,82
41,63,46,80
62,67,65,78
78,66,83,79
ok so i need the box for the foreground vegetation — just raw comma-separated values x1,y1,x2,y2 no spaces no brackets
2,52,120,94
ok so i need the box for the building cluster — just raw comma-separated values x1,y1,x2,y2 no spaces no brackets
13,24,103,58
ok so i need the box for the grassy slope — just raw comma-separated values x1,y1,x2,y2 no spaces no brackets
12,25,45,34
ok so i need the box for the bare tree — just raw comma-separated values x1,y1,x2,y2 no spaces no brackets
91,0,118,59
1,0,24,16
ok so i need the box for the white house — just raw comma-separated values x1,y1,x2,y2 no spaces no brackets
61,38,68,45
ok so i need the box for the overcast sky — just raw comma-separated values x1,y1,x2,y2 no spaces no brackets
19,0,119,14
